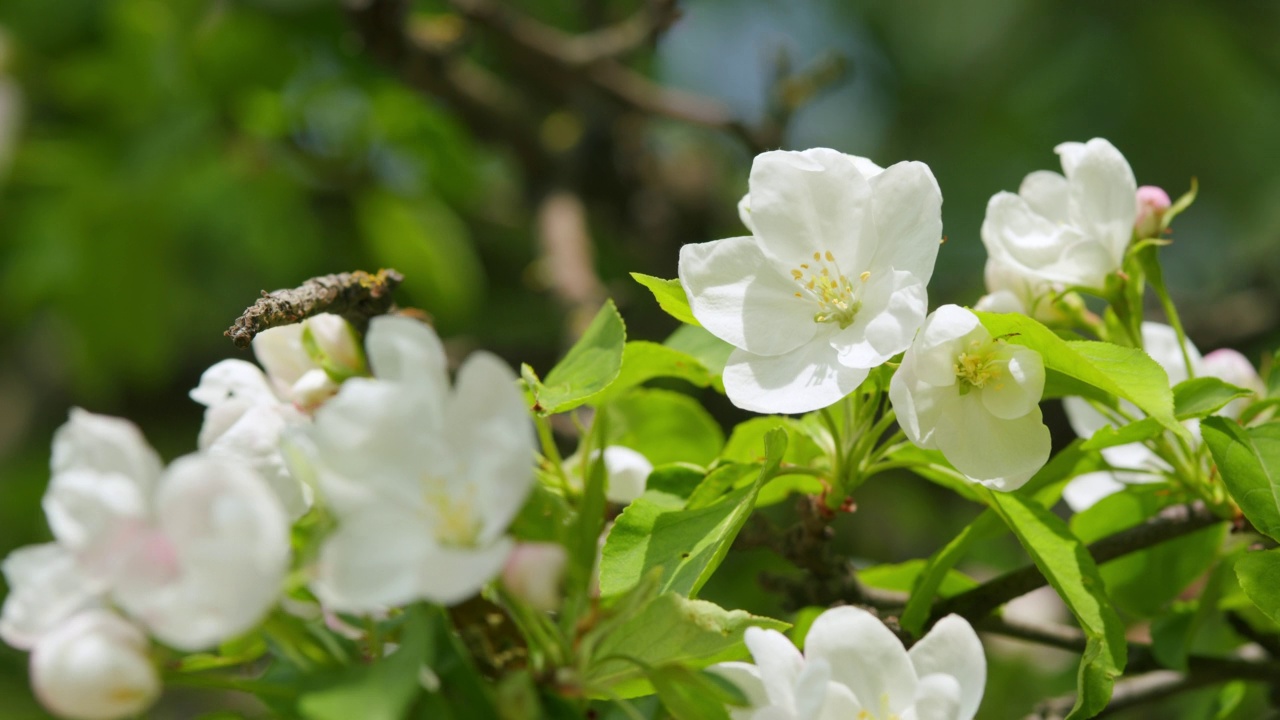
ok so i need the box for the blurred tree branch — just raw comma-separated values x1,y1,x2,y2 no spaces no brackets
225,269,403,348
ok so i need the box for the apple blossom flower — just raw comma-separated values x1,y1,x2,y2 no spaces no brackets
1134,185,1172,239
680,148,942,414
889,305,1051,491
30,610,161,720
24,409,291,650
190,314,364,516
973,257,1065,324
501,542,568,612
299,316,536,611
567,445,653,504
711,606,985,720
1061,323,1202,511
982,138,1138,292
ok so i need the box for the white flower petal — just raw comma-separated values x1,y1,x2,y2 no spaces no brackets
903,674,963,720
1140,321,1202,384
932,395,1050,490
253,323,313,394
31,610,160,720
815,681,863,720
888,365,948,450
1059,138,1137,266
201,402,309,518
908,615,985,720
1062,472,1128,512
830,271,927,368
0,544,100,651
804,606,917,715
365,315,451,403
42,469,148,581
708,662,769,720
979,345,1045,420
51,409,162,495
866,160,943,280
415,540,514,606
723,343,868,415
314,505,433,612
189,359,277,409
598,446,653,504
748,148,875,270
746,627,804,711
679,235,816,357
1017,170,1069,224
793,657,832,720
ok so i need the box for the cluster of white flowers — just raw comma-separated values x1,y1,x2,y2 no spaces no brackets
711,606,985,720
1,313,537,719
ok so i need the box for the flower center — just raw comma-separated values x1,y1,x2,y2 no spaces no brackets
423,481,483,547
955,339,1006,394
791,250,868,329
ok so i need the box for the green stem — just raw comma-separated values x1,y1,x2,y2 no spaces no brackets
533,412,571,494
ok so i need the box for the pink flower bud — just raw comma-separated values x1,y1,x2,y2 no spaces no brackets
1134,185,1172,238
501,542,567,612
31,611,160,720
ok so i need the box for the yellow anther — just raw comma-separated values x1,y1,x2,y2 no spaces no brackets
825,250,835,262
813,251,821,261
792,269,803,280
860,270,871,282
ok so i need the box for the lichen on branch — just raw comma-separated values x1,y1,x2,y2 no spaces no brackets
224,269,404,348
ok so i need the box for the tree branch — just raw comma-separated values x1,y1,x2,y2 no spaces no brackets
932,502,1222,622
225,269,403,348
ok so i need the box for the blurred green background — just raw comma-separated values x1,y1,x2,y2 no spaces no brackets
2,0,1279,717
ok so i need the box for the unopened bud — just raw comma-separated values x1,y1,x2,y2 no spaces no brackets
302,313,366,379
501,542,567,612
1134,185,1172,239
594,446,653,504
31,611,160,720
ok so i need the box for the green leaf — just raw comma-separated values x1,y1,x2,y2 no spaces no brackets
859,560,977,597
1235,548,1280,625
648,665,738,720
584,341,718,405
975,311,1183,438
607,389,724,467
643,464,708,507
584,592,788,696
989,492,1127,720
598,430,786,597
1079,417,1162,451
721,416,823,466
1070,485,1226,617
563,411,612,630
1202,418,1280,542
1161,178,1198,232
901,512,1005,635
631,273,700,327
685,463,760,511
524,300,626,415
1174,377,1252,419
664,325,732,381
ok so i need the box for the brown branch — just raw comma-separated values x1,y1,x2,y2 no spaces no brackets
932,502,1222,623
225,269,403,348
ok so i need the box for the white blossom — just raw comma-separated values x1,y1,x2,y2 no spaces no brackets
981,138,1137,292
1202,348,1264,420
711,606,985,720
889,305,1051,491
680,148,942,414
501,542,567,612
29,610,160,720
299,316,536,611
22,409,291,651
572,445,653,504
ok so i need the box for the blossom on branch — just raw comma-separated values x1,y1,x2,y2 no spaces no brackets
711,606,985,720
297,316,536,611
30,610,160,720
981,138,1137,293
889,305,1051,491
680,148,942,414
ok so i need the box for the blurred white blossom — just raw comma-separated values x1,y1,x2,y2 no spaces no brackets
299,316,536,611
711,606,985,720
982,138,1137,292
680,148,942,413
501,542,567,612
30,610,160,720
890,305,1050,491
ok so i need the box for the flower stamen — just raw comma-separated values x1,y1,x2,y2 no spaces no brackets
955,339,1004,393
791,250,866,329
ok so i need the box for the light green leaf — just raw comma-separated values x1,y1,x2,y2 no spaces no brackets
975,311,1183,438
632,273,700,327
1079,418,1162,451
648,665,739,720
1070,486,1226,617
1235,548,1280,625
584,341,717,405
523,300,625,415
1161,178,1198,232
685,463,759,511
721,416,823,466
989,492,1127,720
1174,377,1251,419
599,430,786,597
664,325,732,381
901,511,1004,636
859,560,977,597
1202,418,1280,542
584,592,788,696
608,389,724,467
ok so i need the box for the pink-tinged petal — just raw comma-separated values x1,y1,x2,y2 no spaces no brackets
979,345,1044,420
364,315,451,403
51,409,162,495
866,160,943,281
903,674,963,720
679,235,816,357
748,149,875,270
1017,170,1069,224
932,396,1050,490
42,469,148,581
0,544,101,650
31,610,160,720
445,352,536,543
908,615,985,720
253,323,312,392
803,606,917,715
128,454,289,650
745,627,804,711
1059,138,1137,266
723,343,868,415
707,662,769,720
